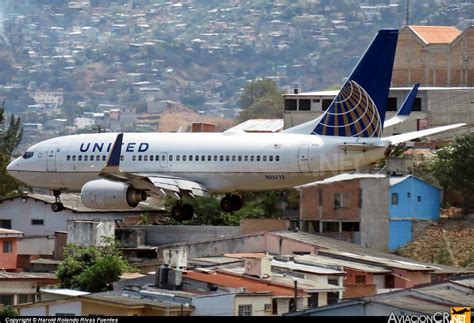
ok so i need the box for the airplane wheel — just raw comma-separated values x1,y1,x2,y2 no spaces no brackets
220,196,233,212
51,202,64,212
182,204,194,221
230,195,243,211
171,205,184,221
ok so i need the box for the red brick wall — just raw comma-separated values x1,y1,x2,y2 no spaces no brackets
392,268,431,288
300,180,361,221
240,219,289,235
344,283,377,299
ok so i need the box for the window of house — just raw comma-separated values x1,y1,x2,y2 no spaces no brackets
0,295,13,306
238,304,252,316
308,293,319,308
322,99,333,111
387,97,397,111
334,193,348,209
3,240,13,253
327,292,339,305
391,193,399,205
413,98,422,111
285,99,297,111
299,99,311,111
417,196,422,202
385,275,395,288
322,221,339,232
328,278,339,286
32,219,44,225
355,275,366,284
341,222,360,232
0,220,12,229
18,294,33,304
407,192,411,198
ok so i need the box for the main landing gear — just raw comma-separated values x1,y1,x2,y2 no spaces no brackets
220,194,243,212
51,190,64,212
171,203,194,221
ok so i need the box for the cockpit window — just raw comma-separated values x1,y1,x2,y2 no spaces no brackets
22,151,34,159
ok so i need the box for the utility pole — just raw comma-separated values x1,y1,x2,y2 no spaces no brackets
406,0,410,25
293,279,298,312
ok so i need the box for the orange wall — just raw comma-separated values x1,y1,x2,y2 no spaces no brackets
0,237,18,270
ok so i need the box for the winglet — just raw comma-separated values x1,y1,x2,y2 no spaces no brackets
101,133,123,174
384,83,420,128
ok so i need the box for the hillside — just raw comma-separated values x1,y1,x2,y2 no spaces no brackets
396,215,474,268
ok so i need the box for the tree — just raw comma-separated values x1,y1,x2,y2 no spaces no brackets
57,238,136,293
0,105,23,198
238,79,284,122
430,133,474,213
0,307,18,316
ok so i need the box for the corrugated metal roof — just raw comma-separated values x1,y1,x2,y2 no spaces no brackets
184,271,303,296
0,228,23,236
0,272,57,280
297,254,391,274
388,175,410,186
409,25,461,44
271,259,344,275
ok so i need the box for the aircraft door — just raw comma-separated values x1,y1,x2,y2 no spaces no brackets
46,144,59,172
159,153,168,168
298,143,311,172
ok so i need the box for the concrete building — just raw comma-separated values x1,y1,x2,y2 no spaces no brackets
287,279,474,316
389,176,441,251
0,229,23,271
298,174,389,250
298,174,442,252
0,193,161,236
0,272,58,307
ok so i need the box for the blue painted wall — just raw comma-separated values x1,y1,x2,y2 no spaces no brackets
389,220,412,251
389,176,441,220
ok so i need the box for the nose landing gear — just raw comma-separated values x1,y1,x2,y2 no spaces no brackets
51,190,64,212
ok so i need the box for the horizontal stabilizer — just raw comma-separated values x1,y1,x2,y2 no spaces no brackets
384,83,419,128
385,123,467,145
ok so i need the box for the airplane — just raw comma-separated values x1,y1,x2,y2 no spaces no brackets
7,29,465,221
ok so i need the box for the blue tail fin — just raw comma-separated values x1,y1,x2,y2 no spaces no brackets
312,29,399,137
398,83,420,116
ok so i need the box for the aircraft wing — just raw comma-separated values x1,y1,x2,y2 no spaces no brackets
99,133,209,199
384,123,467,145
383,83,419,128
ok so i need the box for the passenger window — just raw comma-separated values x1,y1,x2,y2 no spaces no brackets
161,155,166,161
138,155,142,161
78,155,82,161
102,155,106,161
232,156,236,161
67,155,70,161
84,155,88,161
263,156,267,162
72,155,76,161
96,155,100,161
220,156,224,161
169,155,173,161
176,155,180,161
238,156,242,161
269,156,273,161
144,155,148,161
90,155,94,161
195,155,199,161
244,156,248,161
257,156,260,162
276,156,280,162
183,155,187,161
214,156,218,161
250,156,254,161
132,155,136,161
208,155,211,161
226,156,230,161
120,155,124,161
201,155,205,161
150,155,154,161
156,155,159,161
189,155,193,161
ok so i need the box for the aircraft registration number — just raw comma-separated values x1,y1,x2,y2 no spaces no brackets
265,174,285,180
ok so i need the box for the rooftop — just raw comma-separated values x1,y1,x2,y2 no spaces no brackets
0,228,23,237
408,25,461,44
0,272,58,280
297,173,386,188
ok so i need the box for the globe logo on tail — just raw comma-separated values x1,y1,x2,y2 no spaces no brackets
312,80,382,138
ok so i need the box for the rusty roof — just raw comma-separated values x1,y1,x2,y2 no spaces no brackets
184,271,305,297
409,25,461,44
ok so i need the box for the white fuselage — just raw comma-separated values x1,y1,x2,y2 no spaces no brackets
7,132,388,193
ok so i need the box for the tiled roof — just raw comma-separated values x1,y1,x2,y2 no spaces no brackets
0,228,23,236
409,25,461,44
184,271,304,297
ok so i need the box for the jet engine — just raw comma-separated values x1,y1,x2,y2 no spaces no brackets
81,179,147,209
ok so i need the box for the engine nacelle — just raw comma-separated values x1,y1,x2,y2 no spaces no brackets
81,179,147,209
